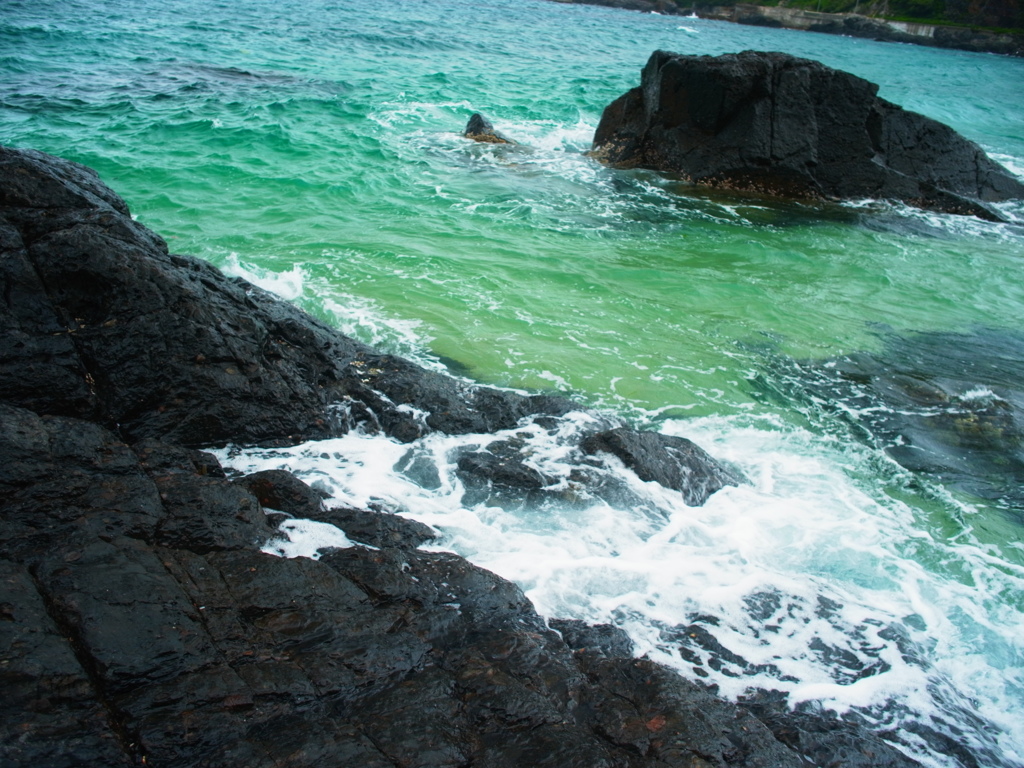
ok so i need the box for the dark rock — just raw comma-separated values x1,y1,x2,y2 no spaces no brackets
549,618,635,659
0,144,928,767
393,445,444,489
740,691,927,768
456,437,553,508
577,655,808,767
133,438,226,478
311,506,438,550
676,622,751,674
0,217,97,421
1,400,909,766
458,445,548,491
152,471,272,554
358,355,576,437
237,468,328,517
464,112,516,144
0,144,574,447
0,404,164,561
810,14,918,42
582,426,740,505
559,0,1023,59
802,15,1024,57
0,558,134,767
932,25,1023,56
34,536,224,695
593,50,1024,220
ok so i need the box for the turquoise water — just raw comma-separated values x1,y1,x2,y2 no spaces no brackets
4,0,1024,765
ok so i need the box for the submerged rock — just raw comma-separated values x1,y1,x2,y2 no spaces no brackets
463,112,516,144
592,50,1024,220
754,327,1024,513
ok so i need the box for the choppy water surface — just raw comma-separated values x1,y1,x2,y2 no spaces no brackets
3,0,1023,765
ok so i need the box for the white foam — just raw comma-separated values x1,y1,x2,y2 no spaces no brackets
991,152,1024,180
959,386,998,401
261,518,360,559
320,292,446,372
368,98,475,130
213,408,1024,767
223,252,306,301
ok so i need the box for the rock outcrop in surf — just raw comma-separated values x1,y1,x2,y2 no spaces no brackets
592,50,1024,220
0,144,925,767
463,112,516,144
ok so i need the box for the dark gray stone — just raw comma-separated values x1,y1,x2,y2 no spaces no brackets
236,468,328,517
593,50,1024,220
464,112,516,144
582,426,740,506
312,506,438,550
549,618,635,659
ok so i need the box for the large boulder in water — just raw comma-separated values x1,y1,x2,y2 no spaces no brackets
593,50,1024,220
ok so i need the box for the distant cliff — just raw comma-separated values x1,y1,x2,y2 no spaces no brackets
549,0,1024,56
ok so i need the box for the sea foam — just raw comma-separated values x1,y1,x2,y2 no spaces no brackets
214,404,1024,768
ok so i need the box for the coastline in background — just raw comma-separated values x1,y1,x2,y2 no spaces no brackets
549,0,1024,56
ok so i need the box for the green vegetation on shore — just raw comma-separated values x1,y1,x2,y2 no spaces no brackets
555,0,1021,32
782,0,1019,30
696,0,1023,32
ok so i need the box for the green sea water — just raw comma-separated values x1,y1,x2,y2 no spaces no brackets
3,0,1024,765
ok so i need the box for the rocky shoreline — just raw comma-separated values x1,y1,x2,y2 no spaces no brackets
1,144,932,766
550,0,1024,57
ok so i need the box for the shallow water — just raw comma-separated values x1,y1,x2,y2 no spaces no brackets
3,0,1024,765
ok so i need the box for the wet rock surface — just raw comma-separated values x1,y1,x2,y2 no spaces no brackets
0,144,926,766
549,618,636,659
1,405,895,768
593,50,1024,220
455,435,555,507
311,505,438,550
236,468,328,517
582,427,740,506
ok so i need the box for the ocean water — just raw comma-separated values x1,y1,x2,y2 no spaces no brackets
3,0,1023,765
